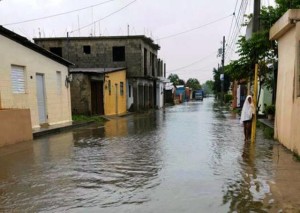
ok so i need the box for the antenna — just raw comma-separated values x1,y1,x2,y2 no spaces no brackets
127,24,129,36
77,15,80,36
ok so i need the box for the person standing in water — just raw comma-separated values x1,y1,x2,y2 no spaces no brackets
240,95,255,141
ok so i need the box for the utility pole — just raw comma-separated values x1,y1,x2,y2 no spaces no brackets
221,36,225,102
253,0,261,33
251,0,260,143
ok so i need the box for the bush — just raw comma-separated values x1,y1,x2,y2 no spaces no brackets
224,94,233,103
265,105,275,115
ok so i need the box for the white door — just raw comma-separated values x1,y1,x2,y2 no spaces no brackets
36,74,47,124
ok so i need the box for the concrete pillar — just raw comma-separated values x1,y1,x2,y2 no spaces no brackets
160,60,164,77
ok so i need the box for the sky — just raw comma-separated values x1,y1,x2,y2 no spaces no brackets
0,0,275,84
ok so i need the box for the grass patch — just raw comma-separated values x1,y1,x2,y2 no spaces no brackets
72,115,107,124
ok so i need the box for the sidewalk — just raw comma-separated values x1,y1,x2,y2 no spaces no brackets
32,121,95,139
258,118,274,129
32,112,135,139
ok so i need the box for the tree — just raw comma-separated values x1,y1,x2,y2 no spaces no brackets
168,73,180,85
224,1,300,104
167,73,185,85
212,67,231,94
186,78,201,90
178,79,185,85
202,80,214,95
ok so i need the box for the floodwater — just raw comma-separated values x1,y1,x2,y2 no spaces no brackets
1,98,300,212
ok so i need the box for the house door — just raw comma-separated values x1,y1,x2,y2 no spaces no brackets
36,74,47,124
115,83,118,115
91,81,104,115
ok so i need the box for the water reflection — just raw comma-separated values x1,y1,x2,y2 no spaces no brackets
70,114,163,210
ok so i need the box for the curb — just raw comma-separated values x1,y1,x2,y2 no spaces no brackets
33,121,95,139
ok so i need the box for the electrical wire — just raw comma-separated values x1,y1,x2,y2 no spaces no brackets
70,0,137,34
157,14,233,41
226,0,249,61
3,0,115,26
168,51,218,72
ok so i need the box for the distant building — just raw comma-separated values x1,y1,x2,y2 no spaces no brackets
270,9,300,153
34,35,167,112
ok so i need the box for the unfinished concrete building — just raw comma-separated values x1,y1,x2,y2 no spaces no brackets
34,36,167,113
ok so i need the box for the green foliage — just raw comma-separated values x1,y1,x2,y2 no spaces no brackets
265,105,275,115
168,73,180,85
224,94,233,103
202,80,214,95
186,78,201,90
212,67,231,94
72,115,106,123
178,79,185,85
168,73,185,86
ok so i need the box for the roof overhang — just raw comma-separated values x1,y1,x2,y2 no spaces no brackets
270,9,300,40
0,26,73,66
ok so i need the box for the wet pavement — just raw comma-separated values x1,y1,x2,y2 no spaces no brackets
1,98,300,212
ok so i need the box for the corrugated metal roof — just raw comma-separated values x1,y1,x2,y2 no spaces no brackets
69,67,126,74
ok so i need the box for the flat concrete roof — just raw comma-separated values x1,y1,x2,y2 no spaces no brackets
270,9,300,40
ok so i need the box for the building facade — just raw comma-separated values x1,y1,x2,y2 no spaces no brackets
70,68,127,116
0,26,73,130
270,9,300,154
34,36,167,112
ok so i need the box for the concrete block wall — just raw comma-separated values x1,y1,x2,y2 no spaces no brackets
70,74,91,115
35,37,159,78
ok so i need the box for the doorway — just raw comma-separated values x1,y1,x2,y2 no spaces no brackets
91,81,104,115
36,74,47,124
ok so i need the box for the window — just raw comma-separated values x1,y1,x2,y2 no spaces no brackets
56,71,62,95
108,80,111,95
112,46,125,61
83,45,91,54
11,65,26,94
151,53,155,76
49,47,62,57
144,48,148,76
129,85,132,98
120,82,124,96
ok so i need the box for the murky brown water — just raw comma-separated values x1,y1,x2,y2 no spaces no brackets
1,98,300,212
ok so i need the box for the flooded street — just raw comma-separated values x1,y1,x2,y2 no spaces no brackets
1,98,300,212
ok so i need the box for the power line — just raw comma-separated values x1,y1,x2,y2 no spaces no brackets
157,14,233,41
226,0,249,61
70,0,137,34
168,51,218,72
3,0,115,26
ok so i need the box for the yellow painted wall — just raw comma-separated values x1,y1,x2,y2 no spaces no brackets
274,22,300,154
0,35,72,128
104,70,127,116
